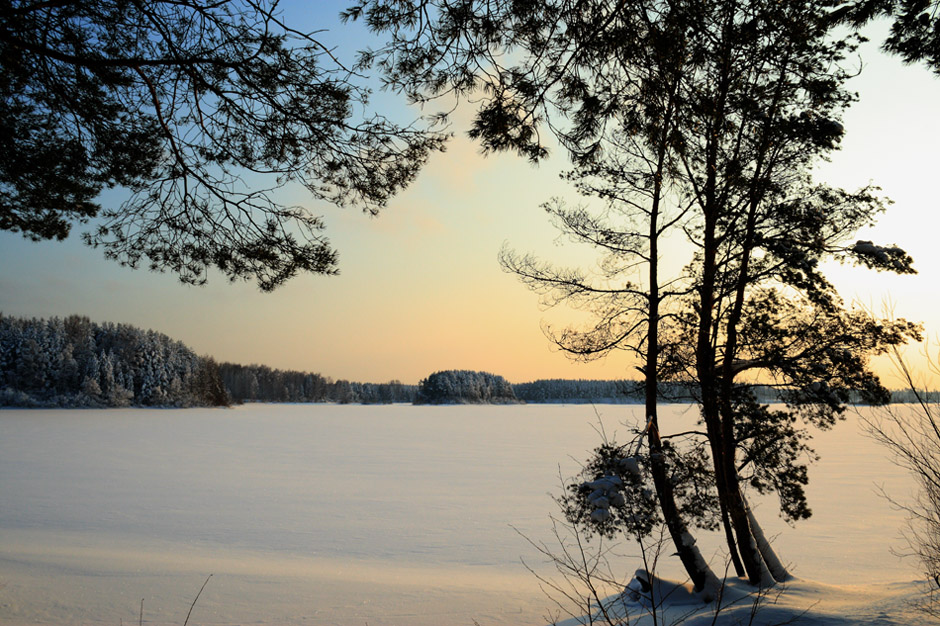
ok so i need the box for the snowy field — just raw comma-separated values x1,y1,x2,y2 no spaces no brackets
0,404,932,625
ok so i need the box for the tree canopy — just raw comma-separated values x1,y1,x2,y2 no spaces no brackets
848,0,940,73
0,0,446,290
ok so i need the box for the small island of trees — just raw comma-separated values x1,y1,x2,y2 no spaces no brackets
414,370,517,404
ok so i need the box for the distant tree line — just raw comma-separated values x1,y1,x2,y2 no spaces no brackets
2,314,925,408
889,389,940,404
415,370,517,404
0,314,228,407
513,379,643,404
513,379,909,405
219,362,416,404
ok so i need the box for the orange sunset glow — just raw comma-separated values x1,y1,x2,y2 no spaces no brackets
0,17,937,388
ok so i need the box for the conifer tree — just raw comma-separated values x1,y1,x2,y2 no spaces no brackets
352,0,923,588
0,0,446,289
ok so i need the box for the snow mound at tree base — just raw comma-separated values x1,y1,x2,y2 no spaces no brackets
559,575,933,625
625,568,713,608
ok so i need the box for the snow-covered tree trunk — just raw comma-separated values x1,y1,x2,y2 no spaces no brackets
743,493,790,583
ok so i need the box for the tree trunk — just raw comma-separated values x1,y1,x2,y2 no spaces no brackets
645,84,718,596
720,497,746,577
691,12,777,586
646,418,721,598
720,443,775,586
743,493,790,582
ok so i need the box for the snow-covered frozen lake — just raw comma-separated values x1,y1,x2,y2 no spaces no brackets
0,404,925,625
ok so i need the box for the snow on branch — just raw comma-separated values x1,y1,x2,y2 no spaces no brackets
851,240,916,274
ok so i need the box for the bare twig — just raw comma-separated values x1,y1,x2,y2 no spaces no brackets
183,574,213,626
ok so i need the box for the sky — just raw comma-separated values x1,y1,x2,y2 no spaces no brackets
1,10,939,386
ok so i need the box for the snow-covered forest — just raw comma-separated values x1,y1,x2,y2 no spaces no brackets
3,314,924,409
0,316,658,407
0,314,228,407
220,362,417,404
414,369,518,404
221,368,783,406
513,379,641,403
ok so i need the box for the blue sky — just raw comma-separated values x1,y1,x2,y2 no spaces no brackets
1,9,937,385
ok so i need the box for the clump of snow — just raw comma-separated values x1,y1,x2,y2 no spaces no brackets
619,456,641,476
628,569,696,608
626,568,723,609
584,475,624,491
582,474,627,521
852,240,910,271
589,494,610,508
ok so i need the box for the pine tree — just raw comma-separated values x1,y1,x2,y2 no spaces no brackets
0,0,447,289
353,0,923,588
